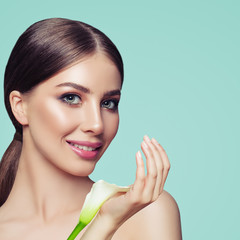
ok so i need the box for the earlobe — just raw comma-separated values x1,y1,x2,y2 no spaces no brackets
9,90,29,125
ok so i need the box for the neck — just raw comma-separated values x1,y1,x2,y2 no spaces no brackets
6,140,94,223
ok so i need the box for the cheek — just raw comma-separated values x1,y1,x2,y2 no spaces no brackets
104,113,119,141
28,99,77,136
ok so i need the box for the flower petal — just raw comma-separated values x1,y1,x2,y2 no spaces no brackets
79,180,130,225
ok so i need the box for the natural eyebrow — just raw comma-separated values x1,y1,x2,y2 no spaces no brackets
103,89,121,97
56,82,121,97
56,82,90,93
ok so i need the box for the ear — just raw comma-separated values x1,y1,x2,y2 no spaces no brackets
9,90,29,125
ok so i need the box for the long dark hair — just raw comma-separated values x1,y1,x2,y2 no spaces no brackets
0,18,124,206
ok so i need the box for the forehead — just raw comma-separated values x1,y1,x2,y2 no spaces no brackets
34,53,122,94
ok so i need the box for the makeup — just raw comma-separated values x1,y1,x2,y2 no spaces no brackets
67,141,102,160
23,53,121,176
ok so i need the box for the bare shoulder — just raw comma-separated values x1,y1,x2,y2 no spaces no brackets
147,190,182,222
114,191,182,240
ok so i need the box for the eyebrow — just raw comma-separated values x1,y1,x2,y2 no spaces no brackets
56,82,90,93
56,82,121,97
103,89,121,97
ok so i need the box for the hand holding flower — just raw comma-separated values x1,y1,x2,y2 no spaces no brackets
68,136,170,240
96,136,170,228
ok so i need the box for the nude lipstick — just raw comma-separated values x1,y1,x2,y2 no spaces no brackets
67,140,102,160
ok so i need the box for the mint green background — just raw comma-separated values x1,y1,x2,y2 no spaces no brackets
0,0,239,239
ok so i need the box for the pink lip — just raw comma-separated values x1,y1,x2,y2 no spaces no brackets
66,140,102,160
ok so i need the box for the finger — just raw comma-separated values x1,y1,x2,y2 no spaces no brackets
144,136,164,199
147,138,164,198
131,151,145,200
152,138,170,192
141,136,157,202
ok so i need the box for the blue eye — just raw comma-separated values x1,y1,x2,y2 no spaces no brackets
101,99,119,111
61,94,81,105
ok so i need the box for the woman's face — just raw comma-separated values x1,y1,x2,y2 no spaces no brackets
22,53,122,176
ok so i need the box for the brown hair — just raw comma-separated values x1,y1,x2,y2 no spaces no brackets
0,18,124,206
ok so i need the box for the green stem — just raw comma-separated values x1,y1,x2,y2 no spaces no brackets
67,222,87,240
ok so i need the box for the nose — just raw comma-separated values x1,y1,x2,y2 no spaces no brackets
80,102,104,135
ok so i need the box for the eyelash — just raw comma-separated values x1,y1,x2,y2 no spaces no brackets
101,99,119,111
59,93,119,111
60,93,82,105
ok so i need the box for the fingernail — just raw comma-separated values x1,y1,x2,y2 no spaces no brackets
144,135,151,142
137,151,141,158
152,138,158,144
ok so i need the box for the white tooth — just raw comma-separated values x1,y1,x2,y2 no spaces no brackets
70,143,96,151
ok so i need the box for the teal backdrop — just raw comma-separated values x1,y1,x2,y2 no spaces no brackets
0,0,239,239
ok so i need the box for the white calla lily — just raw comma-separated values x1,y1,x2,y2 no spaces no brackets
80,180,130,225
67,180,130,240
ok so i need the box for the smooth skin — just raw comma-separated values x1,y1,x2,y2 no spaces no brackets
82,136,182,240
0,53,181,239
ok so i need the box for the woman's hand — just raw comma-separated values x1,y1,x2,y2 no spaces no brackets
100,135,170,224
80,135,170,239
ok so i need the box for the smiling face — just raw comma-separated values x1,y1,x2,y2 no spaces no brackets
21,53,122,176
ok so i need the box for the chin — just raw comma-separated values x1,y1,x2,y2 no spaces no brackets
66,163,97,177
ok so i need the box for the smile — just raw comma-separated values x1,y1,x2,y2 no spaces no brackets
66,140,102,160
69,143,97,151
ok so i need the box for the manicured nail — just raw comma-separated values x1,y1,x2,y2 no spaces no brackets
137,151,141,158
151,138,158,144
144,135,151,142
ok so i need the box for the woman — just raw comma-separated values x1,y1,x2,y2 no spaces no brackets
0,18,182,239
